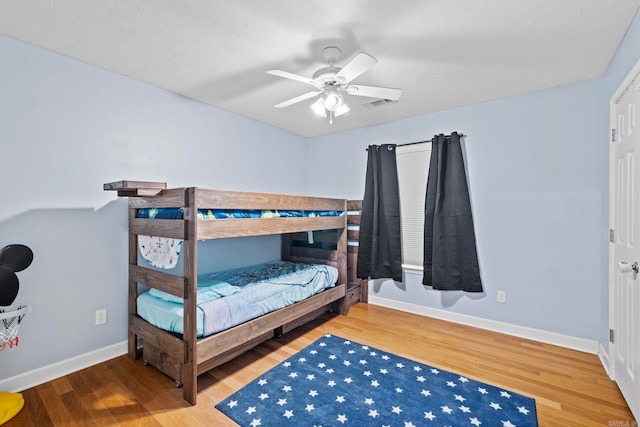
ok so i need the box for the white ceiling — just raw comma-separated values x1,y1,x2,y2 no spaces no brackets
1,1,639,138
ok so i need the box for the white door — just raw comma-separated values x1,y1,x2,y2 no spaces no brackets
610,59,640,422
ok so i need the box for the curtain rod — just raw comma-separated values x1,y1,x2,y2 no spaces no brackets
366,133,465,150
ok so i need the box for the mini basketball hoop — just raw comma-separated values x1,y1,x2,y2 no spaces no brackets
0,305,31,351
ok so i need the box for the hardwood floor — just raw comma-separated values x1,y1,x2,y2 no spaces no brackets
6,303,634,426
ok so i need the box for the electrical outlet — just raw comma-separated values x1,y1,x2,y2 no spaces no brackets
95,309,107,325
496,291,507,304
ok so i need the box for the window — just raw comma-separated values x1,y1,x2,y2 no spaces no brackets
396,143,431,272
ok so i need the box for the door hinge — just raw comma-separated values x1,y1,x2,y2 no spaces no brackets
610,329,615,343
610,229,615,243
612,128,616,142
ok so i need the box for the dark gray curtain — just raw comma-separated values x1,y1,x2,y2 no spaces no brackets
357,144,403,282
422,133,482,292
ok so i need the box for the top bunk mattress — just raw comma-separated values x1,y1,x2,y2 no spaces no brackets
137,261,338,338
136,208,345,220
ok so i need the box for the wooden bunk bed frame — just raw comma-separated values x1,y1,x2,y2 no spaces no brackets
104,180,348,405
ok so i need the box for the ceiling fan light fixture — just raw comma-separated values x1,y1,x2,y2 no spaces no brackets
310,97,327,117
335,103,350,117
324,85,343,112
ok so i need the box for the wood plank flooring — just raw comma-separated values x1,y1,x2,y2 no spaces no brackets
5,303,634,426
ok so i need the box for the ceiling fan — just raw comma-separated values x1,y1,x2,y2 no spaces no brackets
267,47,403,124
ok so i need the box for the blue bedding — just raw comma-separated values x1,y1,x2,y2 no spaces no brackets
137,208,345,220
137,261,338,337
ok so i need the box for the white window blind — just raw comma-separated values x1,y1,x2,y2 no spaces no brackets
396,143,431,272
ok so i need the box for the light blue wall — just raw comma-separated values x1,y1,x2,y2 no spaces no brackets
308,81,604,340
0,35,308,381
307,8,640,346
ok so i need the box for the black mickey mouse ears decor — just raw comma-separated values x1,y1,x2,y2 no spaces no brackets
0,244,33,307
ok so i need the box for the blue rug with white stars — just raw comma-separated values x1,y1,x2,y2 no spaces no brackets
216,334,538,426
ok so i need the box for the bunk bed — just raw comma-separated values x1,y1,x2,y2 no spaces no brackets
104,180,349,405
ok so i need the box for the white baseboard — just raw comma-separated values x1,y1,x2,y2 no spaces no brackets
1,298,606,393
368,295,600,354
599,342,613,380
0,340,128,392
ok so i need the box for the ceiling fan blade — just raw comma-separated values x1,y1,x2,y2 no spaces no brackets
346,84,403,101
274,91,322,108
267,69,322,88
335,52,378,84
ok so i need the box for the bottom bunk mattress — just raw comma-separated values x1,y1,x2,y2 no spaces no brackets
137,261,338,337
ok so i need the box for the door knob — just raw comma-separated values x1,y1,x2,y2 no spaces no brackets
618,261,639,274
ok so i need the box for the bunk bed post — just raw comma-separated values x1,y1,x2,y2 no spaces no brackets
128,207,139,359
336,205,348,315
183,187,198,405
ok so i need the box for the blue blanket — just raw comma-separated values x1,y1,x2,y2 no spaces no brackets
137,261,338,337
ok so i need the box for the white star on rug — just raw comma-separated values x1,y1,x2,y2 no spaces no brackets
490,402,502,410
277,398,287,406
518,406,530,414
327,380,336,387
283,410,293,419
416,375,426,382
392,406,403,414
258,379,267,385
250,418,261,426
246,406,257,414
441,405,453,414
337,414,348,423
344,377,353,384
306,374,315,380
502,421,516,427
501,391,512,398
308,390,318,397
364,397,375,405
336,396,345,403
455,394,466,402
363,370,372,377
227,400,238,408
424,411,436,420
258,393,268,400
459,405,471,413
282,385,292,392
395,387,403,393
368,409,379,418
371,380,380,387
470,417,481,426
305,404,315,412
421,389,431,397
478,387,488,394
